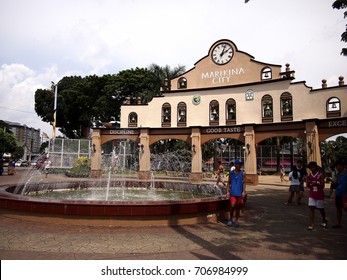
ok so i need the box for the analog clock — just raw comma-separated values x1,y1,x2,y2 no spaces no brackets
211,42,233,65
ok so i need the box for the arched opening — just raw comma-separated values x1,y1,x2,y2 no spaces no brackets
261,67,272,80
257,136,306,175
101,139,139,172
261,95,273,123
281,92,293,121
150,139,192,177
201,138,245,173
162,103,171,127
320,133,347,172
209,100,219,125
177,102,187,126
128,112,138,127
226,98,236,125
326,97,341,118
178,77,187,89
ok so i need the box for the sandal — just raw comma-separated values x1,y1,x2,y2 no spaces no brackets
321,220,328,228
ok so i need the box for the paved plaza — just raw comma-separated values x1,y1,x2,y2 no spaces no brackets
0,169,346,260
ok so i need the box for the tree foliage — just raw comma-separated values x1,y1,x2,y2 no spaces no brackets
333,0,347,56
35,65,185,139
321,136,347,167
148,64,186,91
0,128,17,156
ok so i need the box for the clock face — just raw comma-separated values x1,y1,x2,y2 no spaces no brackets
211,43,233,65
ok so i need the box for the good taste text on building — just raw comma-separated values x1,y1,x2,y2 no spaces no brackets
203,127,242,134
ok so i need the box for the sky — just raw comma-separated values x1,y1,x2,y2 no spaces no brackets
0,0,346,138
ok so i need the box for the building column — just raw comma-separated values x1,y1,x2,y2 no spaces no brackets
90,129,102,178
244,125,258,185
190,127,203,183
138,128,151,180
305,120,322,166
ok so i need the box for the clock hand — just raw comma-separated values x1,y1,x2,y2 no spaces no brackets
220,45,227,57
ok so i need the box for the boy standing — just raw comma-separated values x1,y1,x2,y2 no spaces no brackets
306,161,327,231
227,160,246,227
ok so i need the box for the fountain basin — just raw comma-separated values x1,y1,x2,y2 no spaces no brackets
0,181,230,226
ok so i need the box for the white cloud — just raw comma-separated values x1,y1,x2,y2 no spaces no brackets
0,0,346,135
0,63,60,136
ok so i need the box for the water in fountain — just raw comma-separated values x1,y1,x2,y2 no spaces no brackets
13,153,51,195
11,139,224,201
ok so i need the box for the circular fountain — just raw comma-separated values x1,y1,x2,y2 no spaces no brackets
0,147,229,226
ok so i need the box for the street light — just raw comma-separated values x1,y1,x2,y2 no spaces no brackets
51,81,58,151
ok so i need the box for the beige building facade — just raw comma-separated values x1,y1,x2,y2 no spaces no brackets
91,39,347,184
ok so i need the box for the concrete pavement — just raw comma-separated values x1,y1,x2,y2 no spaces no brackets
0,169,346,260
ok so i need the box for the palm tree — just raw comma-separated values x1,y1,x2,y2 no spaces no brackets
148,64,186,91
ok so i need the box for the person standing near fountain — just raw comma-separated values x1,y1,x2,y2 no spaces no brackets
44,156,51,178
216,161,226,187
227,160,246,227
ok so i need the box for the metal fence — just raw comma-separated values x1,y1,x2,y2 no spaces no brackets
46,138,304,173
48,138,91,168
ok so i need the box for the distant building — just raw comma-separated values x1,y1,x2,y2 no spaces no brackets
4,121,41,160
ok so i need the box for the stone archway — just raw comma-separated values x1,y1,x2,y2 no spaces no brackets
91,117,347,184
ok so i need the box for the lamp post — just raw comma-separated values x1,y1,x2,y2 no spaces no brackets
51,81,58,151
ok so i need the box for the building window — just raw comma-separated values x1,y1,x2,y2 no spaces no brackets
281,92,293,121
226,98,236,125
262,95,273,123
177,102,187,127
178,77,187,89
128,112,138,127
162,103,171,127
327,97,341,118
209,100,219,125
261,67,272,80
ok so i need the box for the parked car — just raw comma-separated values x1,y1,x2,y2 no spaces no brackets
21,160,29,167
15,160,29,167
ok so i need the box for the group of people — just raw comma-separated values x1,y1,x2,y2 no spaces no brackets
0,159,16,175
285,160,347,230
0,156,51,177
216,158,347,230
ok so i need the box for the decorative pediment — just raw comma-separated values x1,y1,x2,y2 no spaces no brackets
171,39,282,90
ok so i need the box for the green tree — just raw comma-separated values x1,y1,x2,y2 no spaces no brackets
39,141,49,154
321,136,347,167
148,64,186,91
35,66,185,139
0,128,17,157
35,75,116,138
12,146,24,160
105,67,159,105
333,0,347,56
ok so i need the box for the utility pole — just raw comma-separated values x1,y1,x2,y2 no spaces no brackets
51,81,58,151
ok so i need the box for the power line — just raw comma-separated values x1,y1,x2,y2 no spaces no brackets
0,106,35,114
